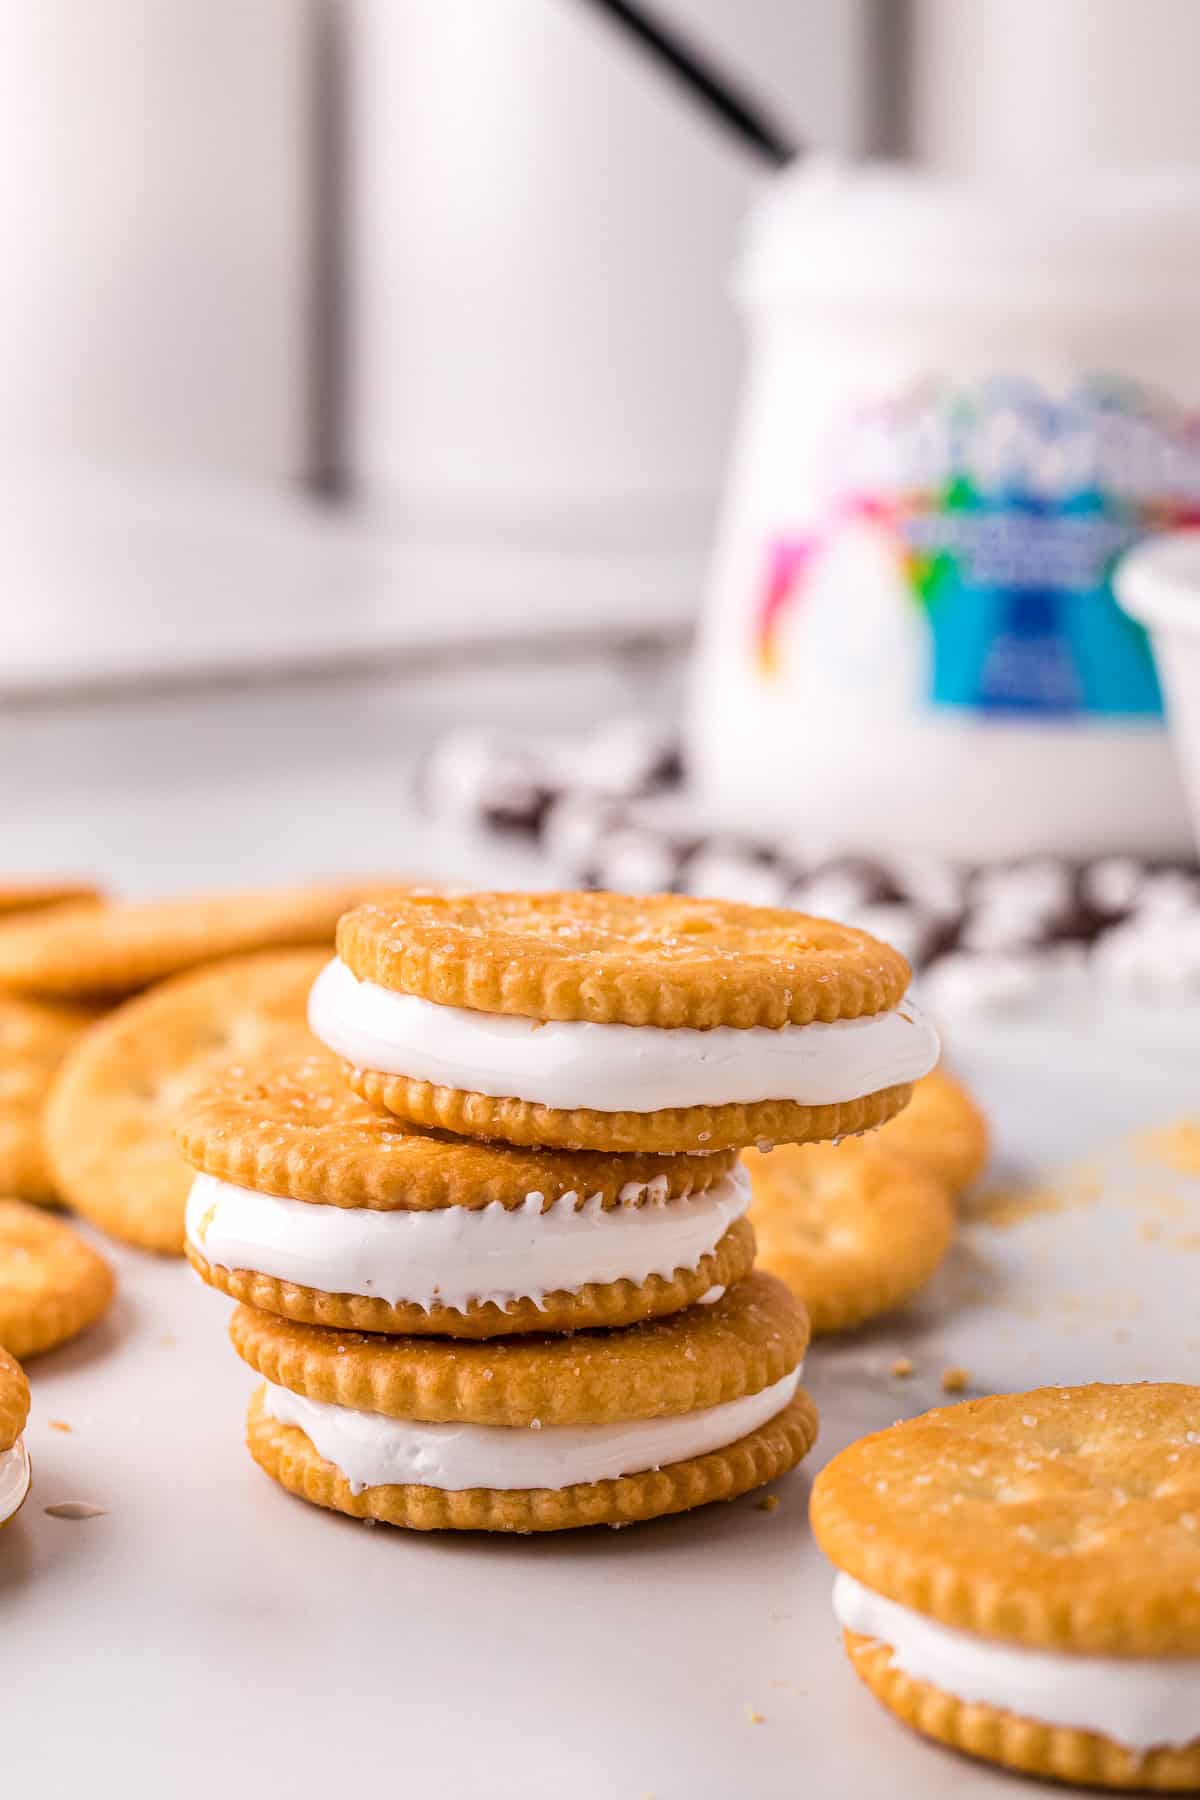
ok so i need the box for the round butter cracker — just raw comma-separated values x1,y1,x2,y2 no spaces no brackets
0,1345,29,1452
0,878,403,1000
187,1215,755,1339
176,1052,738,1210
337,890,911,1029
0,996,101,1203
45,949,328,1254
346,1068,913,1156
0,1201,114,1361
230,1270,809,1427
0,881,103,921
812,1383,1200,1655
246,1384,817,1533
874,1067,989,1194
746,1135,954,1335
844,1631,1200,1792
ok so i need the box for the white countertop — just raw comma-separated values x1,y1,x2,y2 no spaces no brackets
4,668,1200,1798
0,467,696,698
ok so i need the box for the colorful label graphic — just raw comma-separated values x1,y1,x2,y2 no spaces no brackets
754,378,1200,715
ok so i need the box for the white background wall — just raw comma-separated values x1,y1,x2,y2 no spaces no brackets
909,0,1200,174
335,0,872,541
17,3,1200,686
0,0,871,501
0,0,312,481
0,1,875,689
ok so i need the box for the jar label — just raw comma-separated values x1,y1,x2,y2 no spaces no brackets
753,378,1200,716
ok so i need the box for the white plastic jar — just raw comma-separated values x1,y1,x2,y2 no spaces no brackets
689,161,1200,859
1117,532,1200,852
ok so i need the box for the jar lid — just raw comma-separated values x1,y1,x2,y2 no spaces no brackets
740,158,1200,314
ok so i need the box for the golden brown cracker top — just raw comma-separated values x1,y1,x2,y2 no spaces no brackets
0,881,103,920
0,1200,115,1360
231,1270,809,1427
812,1383,1200,1656
876,1067,989,1194
176,1051,739,1210
0,878,404,999
745,1136,953,1335
0,993,103,1055
0,1346,29,1450
0,996,103,1121
336,890,911,1029
0,996,105,1202
44,948,327,1254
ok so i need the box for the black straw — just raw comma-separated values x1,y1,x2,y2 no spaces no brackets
576,0,797,167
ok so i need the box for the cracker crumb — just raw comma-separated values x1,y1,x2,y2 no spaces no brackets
754,1494,780,1513
941,1367,969,1393
47,1419,71,1433
1131,1186,1189,1223
159,1335,176,1348
965,1184,1066,1229
1136,1118,1200,1177
890,1357,914,1378
745,1707,765,1725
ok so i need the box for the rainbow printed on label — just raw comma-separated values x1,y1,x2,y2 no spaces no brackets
754,378,1200,715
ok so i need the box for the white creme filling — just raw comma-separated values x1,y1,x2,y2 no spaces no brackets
0,1438,30,1524
261,1367,801,1494
307,957,940,1113
834,1574,1200,1753
186,1164,750,1312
